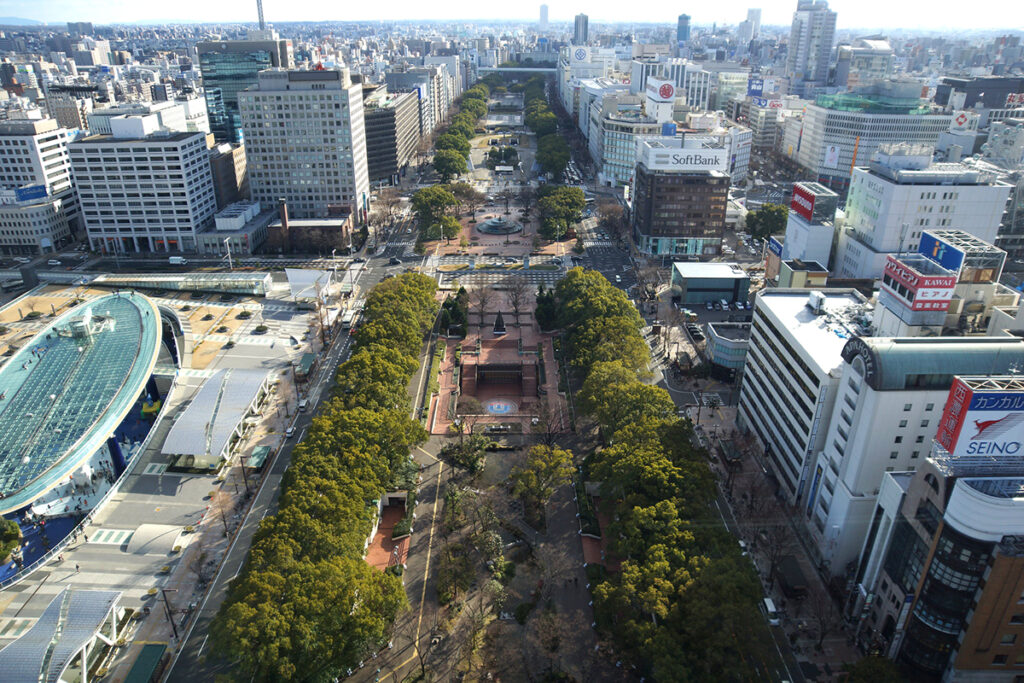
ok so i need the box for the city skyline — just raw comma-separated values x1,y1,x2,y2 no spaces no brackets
3,0,1023,32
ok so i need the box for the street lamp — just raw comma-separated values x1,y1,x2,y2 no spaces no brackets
160,588,179,639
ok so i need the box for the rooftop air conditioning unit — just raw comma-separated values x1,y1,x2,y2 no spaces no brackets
808,290,826,315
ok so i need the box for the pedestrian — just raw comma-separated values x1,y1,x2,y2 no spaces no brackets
75,563,80,573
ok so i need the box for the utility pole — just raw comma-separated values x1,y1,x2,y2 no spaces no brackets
161,588,179,639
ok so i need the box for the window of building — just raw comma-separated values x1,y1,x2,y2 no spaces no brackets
912,451,921,459
994,655,1008,665
899,420,908,428
1011,615,1024,625
895,436,903,444
904,403,912,411
916,436,925,443
890,451,899,459
1002,634,1018,646
926,403,935,411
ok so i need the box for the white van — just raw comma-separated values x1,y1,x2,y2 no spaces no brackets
763,598,781,626
297,399,308,413
168,256,188,266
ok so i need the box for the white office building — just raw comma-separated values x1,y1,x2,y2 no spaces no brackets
794,82,952,192
737,288,872,503
556,47,615,119
70,120,217,253
0,192,72,255
834,144,1012,280
781,182,839,265
804,336,1024,576
240,68,369,220
0,118,79,231
87,99,210,135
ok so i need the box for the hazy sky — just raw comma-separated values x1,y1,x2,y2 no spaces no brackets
5,0,1022,31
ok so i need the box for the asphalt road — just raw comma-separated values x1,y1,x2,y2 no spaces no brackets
164,316,354,681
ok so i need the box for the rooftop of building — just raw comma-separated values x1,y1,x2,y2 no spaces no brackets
71,131,199,144
813,90,935,115
840,338,1024,392
890,253,956,278
756,289,871,375
673,262,748,279
784,259,828,273
707,322,751,341
0,293,161,514
926,229,1006,256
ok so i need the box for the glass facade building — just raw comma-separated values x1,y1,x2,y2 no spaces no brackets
198,38,292,143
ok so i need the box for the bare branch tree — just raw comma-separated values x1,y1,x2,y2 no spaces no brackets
470,286,493,326
377,187,403,225
506,277,529,328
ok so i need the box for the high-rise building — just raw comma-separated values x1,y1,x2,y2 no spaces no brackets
363,88,421,185
780,182,839,265
539,4,549,32
630,137,730,256
0,193,73,256
208,143,250,210
794,82,952,191
197,34,293,143
786,0,837,97
835,144,1013,279
66,22,94,36
70,119,217,253
677,14,691,44
239,68,369,221
747,8,762,38
573,14,589,45
589,96,661,187
0,119,79,232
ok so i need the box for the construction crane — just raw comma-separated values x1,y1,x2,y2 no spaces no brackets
257,0,265,30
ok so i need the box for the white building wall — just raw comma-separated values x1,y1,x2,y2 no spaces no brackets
782,214,834,265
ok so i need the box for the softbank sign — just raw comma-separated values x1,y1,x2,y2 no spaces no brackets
647,149,728,172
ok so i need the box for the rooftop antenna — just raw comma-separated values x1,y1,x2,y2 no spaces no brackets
257,0,265,30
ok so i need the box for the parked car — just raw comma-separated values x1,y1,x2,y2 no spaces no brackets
285,426,295,438
706,301,714,310
389,257,402,265
47,259,61,266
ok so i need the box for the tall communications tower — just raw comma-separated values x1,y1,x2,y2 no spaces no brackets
257,0,266,30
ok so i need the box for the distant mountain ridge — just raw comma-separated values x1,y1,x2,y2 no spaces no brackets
0,17,45,26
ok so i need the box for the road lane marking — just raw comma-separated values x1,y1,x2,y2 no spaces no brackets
414,461,444,648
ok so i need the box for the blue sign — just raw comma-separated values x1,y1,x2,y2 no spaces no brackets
768,237,783,258
750,96,769,108
15,184,47,202
661,122,678,137
573,48,588,61
919,232,965,272
747,77,764,97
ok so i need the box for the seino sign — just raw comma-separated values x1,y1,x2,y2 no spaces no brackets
936,378,1024,457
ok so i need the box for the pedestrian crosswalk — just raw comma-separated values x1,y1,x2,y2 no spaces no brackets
89,528,134,546
0,617,34,639
142,463,169,476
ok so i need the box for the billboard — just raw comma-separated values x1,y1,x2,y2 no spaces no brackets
823,144,841,169
882,256,956,311
1006,93,1024,106
747,78,764,97
572,47,590,62
750,96,768,107
646,78,676,103
768,236,783,258
15,184,47,202
790,185,816,222
949,110,979,133
919,232,966,273
936,378,1024,457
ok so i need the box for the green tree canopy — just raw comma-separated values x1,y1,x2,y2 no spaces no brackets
412,185,457,225
435,132,471,159
746,202,789,240
537,185,585,240
433,148,468,183
536,133,571,177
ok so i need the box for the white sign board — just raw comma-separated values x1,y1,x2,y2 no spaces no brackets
644,148,729,172
824,144,841,169
645,77,676,103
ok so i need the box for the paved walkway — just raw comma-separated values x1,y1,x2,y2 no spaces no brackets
365,505,410,570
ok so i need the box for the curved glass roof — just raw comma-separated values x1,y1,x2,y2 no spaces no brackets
0,293,161,514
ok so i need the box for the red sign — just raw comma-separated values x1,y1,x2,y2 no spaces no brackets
659,83,675,99
790,185,816,222
936,378,972,452
884,256,920,290
1006,93,1024,106
883,256,956,311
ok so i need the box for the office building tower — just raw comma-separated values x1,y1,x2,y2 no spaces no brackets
70,119,217,253
66,22,94,36
747,8,762,38
737,288,872,504
630,137,730,256
786,0,837,97
539,4,549,32
589,96,660,187
853,385,1024,679
208,143,250,210
573,14,589,45
363,88,420,185
197,34,293,143
677,14,691,44
0,119,79,231
386,65,452,138
0,192,73,256
239,68,369,221
835,144,1013,279
794,81,952,191
45,93,93,131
